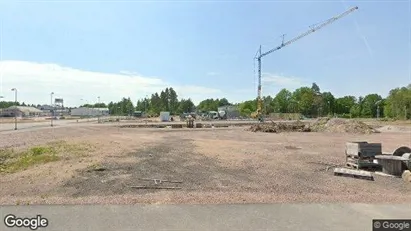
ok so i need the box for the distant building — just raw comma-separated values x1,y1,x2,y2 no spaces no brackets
0,106,43,117
37,105,54,111
70,107,109,117
37,104,70,116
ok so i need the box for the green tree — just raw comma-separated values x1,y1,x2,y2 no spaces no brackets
218,98,231,107
150,93,162,115
238,99,257,116
335,96,356,115
350,104,361,118
272,89,292,113
0,101,20,108
197,99,218,111
292,87,315,117
177,98,195,113
384,86,411,119
361,94,383,118
321,92,335,116
159,90,168,111
311,82,321,94
262,95,274,114
168,87,179,114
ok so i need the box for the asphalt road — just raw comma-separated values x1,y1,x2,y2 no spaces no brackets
1,204,410,231
0,119,257,132
0,118,99,132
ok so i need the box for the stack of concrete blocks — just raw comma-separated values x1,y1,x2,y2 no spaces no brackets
345,142,382,170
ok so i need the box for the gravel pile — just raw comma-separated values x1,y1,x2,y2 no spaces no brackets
310,118,378,134
247,121,311,133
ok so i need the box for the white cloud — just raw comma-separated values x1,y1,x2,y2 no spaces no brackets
0,60,222,106
206,72,219,76
261,73,304,88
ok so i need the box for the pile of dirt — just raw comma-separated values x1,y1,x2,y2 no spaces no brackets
247,121,311,133
310,118,378,134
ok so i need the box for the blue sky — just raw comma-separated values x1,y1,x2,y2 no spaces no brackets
0,0,410,106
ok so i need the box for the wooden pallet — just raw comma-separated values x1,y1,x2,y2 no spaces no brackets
346,154,380,168
346,162,382,171
334,168,374,181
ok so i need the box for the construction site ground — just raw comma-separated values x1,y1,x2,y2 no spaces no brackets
0,119,410,205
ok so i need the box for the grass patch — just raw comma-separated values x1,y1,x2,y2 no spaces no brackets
0,141,95,174
46,140,94,157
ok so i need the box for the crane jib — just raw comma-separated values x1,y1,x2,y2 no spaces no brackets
254,6,358,120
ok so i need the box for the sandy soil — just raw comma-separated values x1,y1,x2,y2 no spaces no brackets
0,124,410,205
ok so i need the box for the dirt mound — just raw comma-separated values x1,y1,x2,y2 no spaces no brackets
247,121,311,133
310,118,378,134
249,118,378,134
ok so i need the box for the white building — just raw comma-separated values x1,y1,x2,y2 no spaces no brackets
70,107,109,117
0,106,44,117
37,105,70,116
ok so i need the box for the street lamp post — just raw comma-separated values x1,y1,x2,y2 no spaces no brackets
327,100,331,117
50,92,54,127
97,96,101,123
0,96,3,122
145,95,148,116
375,100,382,119
11,88,17,130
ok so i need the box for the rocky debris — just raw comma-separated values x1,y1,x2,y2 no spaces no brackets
247,121,311,133
310,118,378,134
248,118,379,134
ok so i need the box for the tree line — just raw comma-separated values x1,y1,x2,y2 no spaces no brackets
1,83,410,119
0,101,40,109
80,87,196,116
231,83,410,119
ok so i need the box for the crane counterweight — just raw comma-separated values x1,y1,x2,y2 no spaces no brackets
253,6,358,122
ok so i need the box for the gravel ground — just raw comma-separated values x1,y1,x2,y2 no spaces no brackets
0,124,410,205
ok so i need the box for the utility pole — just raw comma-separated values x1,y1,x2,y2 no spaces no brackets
377,106,380,119
97,96,101,123
50,92,54,127
375,100,382,119
328,100,331,116
11,88,17,130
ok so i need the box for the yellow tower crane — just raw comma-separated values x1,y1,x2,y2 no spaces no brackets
253,6,359,122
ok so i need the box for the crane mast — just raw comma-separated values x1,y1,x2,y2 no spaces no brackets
255,6,358,122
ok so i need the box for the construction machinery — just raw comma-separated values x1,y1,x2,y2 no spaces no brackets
254,6,359,122
209,110,227,120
